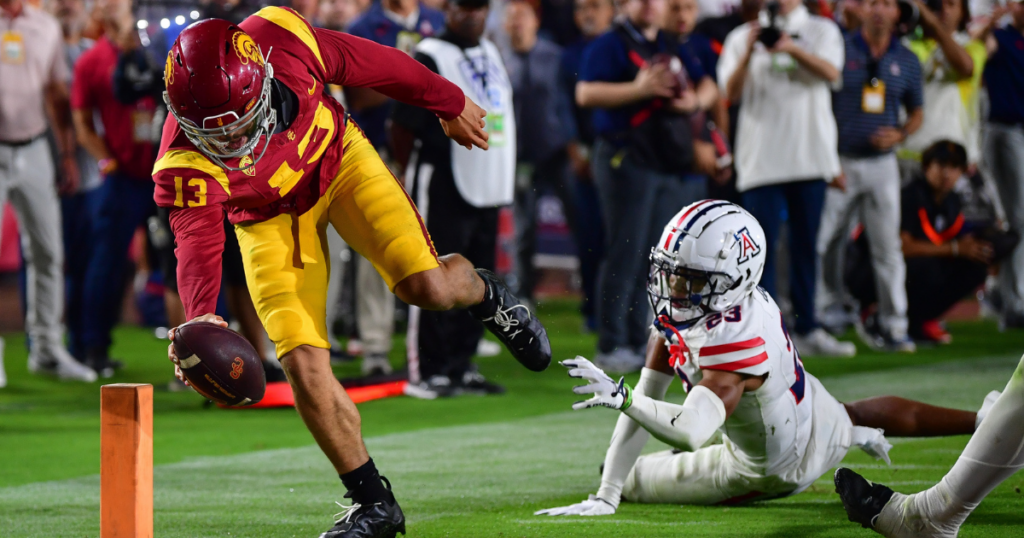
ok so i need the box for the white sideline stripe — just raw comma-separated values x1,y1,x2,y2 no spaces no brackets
515,519,720,526
844,464,949,470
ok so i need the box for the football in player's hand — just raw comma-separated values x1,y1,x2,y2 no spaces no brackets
173,321,266,406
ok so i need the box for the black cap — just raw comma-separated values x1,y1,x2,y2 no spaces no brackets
450,0,490,8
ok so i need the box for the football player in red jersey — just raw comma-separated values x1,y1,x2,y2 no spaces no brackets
156,8,551,537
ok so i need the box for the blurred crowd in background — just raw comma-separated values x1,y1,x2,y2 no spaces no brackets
1,0,1023,395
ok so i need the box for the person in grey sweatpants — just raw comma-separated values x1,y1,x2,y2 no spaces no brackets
979,0,1024,329
0,0,95,383
817,155,909,342
819,17,923,352
984,123,1024,327
0,140,95,382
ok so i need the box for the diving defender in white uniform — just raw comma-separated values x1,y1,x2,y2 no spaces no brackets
538,200,991,514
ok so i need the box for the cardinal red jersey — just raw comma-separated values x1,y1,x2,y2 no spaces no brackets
152,6,463,223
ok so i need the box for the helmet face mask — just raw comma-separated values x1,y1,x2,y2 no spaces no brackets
163,22,278,172
164,61,276,172
648,249,737,328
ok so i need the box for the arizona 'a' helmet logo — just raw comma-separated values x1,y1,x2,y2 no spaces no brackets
736,226,762,265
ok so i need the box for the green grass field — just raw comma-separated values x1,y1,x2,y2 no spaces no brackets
2,299,1024,537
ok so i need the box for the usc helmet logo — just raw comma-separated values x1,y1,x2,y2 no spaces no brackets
229,357,244,379
164,51,175,85
232,32,264,66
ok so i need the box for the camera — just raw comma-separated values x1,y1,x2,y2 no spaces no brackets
897,0,944,35
758,1,783,48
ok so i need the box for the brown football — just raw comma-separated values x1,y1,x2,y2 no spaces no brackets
172,321,266,406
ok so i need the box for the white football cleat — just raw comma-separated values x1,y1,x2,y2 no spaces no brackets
593,347,644,374
793,328,856,358
476,338,501,357
28,346,97,383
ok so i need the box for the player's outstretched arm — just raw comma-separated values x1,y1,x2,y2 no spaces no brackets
315,29,466,122
562,358,736,451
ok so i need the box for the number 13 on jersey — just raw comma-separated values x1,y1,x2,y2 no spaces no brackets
173,176,208,207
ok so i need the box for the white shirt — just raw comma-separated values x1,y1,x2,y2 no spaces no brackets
717,5,844,191
0,5,68,142
698,0,740,21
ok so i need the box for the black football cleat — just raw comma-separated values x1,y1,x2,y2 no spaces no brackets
834,467,895,530
470,269,551,372
320,479,405,538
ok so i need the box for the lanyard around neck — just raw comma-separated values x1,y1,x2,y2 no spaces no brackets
461,45,488,93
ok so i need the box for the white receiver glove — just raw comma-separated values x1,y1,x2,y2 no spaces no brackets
561,357,631,411
534,494,617,516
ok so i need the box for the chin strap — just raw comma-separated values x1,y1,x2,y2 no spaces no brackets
657,315,690,371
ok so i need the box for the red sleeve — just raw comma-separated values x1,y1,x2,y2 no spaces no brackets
314,28,465,121
169,205,225,320
70,52,92,110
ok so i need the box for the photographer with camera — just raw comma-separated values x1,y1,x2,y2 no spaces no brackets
901,0,985,167
819,0,923,352
718,0,854,357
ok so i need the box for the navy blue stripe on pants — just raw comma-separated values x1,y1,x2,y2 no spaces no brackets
741,179,825,335
81,174,155,353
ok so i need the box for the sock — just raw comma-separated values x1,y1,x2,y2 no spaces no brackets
877,355,1024,538
340,458,390,505
596,367,674,508
468,270,496,318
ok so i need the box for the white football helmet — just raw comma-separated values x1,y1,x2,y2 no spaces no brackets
648,200,767,328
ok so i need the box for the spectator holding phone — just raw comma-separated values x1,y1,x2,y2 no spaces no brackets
901,0,985,169
577,0,719,372
979,0,1024,330
718,0,853,357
